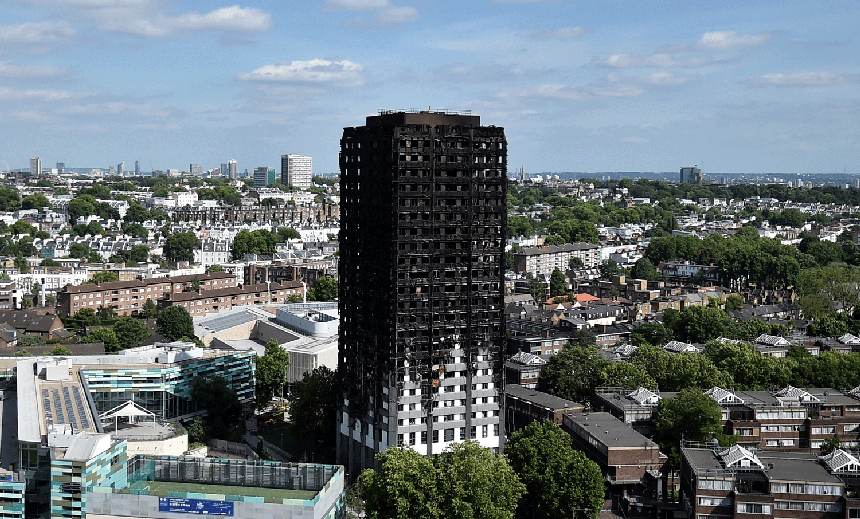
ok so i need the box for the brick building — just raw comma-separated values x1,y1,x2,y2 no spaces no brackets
504,384,581,434
157,281,304,315
57,272,236,316
681,443,849,519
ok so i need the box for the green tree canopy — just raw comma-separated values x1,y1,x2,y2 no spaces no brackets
630,257,658,281
289,366,337,459
164,232,201,263
361,441,525,519
307,276,338,301
113,317,150,351
256,339,290,404
21,193,50,210
84,328,121,353
506,421,604,519
191,375,242,440
549,268,566,297
156,305,194,341
653,387,735,467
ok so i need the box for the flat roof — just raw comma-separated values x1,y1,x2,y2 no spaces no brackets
124,481,318,501
759,451,843,484
506,384,582,412
566,412,658,449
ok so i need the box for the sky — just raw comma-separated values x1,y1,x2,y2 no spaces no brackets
0,0,857,175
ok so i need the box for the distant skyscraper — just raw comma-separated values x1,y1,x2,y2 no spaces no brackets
190,164,203,175
280,154,312,189
680,166,703,185
228,160,237,179
135,160,140,175
337,110,507,473
117,162,124,176
220,163,229,177
253,167,276,188
56,162,65,174
30,157,41,176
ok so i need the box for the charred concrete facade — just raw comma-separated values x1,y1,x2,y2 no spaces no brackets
337,111,507,473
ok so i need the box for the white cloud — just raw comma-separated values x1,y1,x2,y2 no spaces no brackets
99,5,272,37
647,71,691,86
743,71,851,87
600,52,715,69
0,62,69,79
622,136,649,144
10,2,271,38
326,0,389,10
696,30,772,50
377,6,418,25
239,59,363,85
531,26,590,39
60,101,171,118
0,88,76,101
0,21,76,44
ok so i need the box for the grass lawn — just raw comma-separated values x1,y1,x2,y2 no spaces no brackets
128,481,318,501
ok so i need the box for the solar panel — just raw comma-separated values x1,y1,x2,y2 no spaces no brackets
62,387,78,430
72,386,90,430
52,388,65,424
42,389,53,426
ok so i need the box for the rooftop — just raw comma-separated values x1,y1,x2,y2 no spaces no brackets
566,412,659,449
505,384,582,412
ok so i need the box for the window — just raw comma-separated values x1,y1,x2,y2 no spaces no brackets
444,429,454,442
698,497,731,507
737,503,770,514
771,483,787,493
699,480,733,491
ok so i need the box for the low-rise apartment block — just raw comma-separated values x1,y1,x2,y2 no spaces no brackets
513,242,600,278
158,281,304,316
57,272,236,316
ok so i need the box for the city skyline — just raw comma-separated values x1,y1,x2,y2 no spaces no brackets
0,0,857,174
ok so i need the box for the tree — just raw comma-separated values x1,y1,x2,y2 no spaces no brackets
49,345,73,356
277,227,301,241
361,441,524,519
84,328,121,353
0,187,21,212
506,421,604,519
207,264,224,273
156,305,194,341
820,435,842,455
231,229,277,259
290,366,337,448
724,294,744,312
13,349,31,357
598,259,619,279
549,268,566,297
40,258,60,267
256,339,290,404
17,334,46,347
97,305,116,322
361,446,441,519
141,298,158,318
630,257,658,281
435,441,525,519
307,276,338,301
540,344,611,405
164,232,201,263
21,193,50,210
191,375,242,440
74,308,100,326
654,387,734,467
113,317,150,351
89,271,119,284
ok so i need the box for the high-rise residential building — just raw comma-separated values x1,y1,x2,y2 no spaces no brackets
30,157,41,176
281,154,312,189
228,159,237,179
337,110,507,473
56,162,65,173
134,160,140,175
680,166,703,185
221,163,229,177
190,163,203,175
117,162,124,175
253,167,276,188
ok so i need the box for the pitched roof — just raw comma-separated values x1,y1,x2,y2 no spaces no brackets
719,445,764,470
0,310,61,333
628,387,661,405
510,351,547,366
705,386,744,404
820,449,860,474
775,385,820,403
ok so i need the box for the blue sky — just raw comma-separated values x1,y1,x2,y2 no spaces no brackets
0,0,857,175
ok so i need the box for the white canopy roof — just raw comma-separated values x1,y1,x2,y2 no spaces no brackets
99,400,156,420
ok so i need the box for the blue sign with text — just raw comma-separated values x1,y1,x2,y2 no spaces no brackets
158,497,234,516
